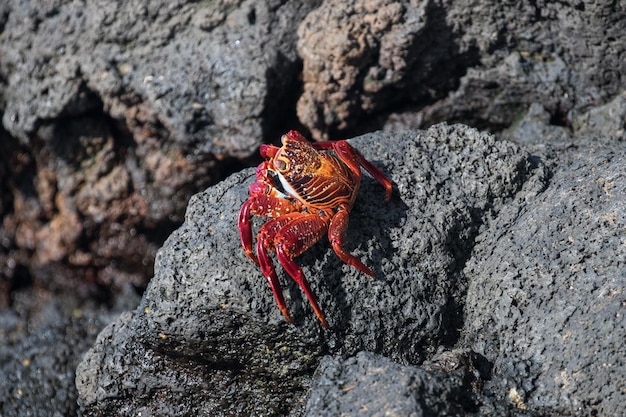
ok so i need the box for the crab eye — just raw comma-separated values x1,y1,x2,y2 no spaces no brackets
275,158,289,172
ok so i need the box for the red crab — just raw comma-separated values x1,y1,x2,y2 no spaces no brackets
238,130,392,328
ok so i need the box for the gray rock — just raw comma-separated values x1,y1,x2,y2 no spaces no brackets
76,124,541,415
76,309,322,416
0,283,140,417
572,91,626,138
0,1,623,415
0,0,315,156
501,102,572,147
0,312,107,417
304,349,544,416
376,0,626,136
76,123,625,415
304,351,473,416
463,137,626,415
0,0,320,308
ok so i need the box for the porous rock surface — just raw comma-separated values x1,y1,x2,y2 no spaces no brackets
463,141,626,415
0,282,140,417
299,0,626,138
1,0,625,416
77,121,625,416
304,351,479,416
0,0,318,301
0,315,104,416
77,124,539,416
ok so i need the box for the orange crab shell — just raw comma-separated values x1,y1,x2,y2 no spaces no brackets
271,133,362,210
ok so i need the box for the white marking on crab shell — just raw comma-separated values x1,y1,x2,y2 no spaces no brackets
275,190,289,199
276,171,299,199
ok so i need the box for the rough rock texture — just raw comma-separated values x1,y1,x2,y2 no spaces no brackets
0,0,319,303
1,0,625,416
2,0,623,294
298,0,626,138
304,351,478,416
0,315,104,417
76,309,322,416
0,283,140,417
77,119,625,416
1,0,314,155
297,0,433,139
463,142,626,415
304,349,540,416
76,124,548,416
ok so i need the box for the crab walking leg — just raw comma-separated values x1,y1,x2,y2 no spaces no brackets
328,208,376,278
274,215,331,328
238,186,302,263
255,214,304,323
350,148,393,202
313,140,393,202
238,200,257,263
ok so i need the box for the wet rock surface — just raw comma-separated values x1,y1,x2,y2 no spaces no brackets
0,283,140,417
0,314,104,416
0,0,624,416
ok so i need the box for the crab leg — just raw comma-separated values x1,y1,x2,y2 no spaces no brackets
274,214,331,328
238,199,257,262
238,183,302,263
328,207,376,278
313,140,392,202
255,216,303,323
240,131,393,328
